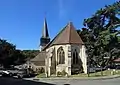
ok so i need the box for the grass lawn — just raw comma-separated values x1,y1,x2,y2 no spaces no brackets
37,70,120,78
37,73,46,78
71,69,120,77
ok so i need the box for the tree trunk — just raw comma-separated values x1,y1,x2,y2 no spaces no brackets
101,66,103,76
88,70,90,77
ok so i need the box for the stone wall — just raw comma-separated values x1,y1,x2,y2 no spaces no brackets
45,44,88,76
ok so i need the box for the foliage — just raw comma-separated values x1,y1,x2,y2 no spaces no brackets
37,73,46,78
57,71,62,76
21,50,39,60
40,67,45,73
78,1,120,73
13,49,26,65
117,36,120,42
0,39,21,67
0,38,39,68
37,67,45,74
61,70,68,76
71,70,120,77
57,70,67,77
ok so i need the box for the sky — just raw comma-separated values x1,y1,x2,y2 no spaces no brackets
0,0,118,50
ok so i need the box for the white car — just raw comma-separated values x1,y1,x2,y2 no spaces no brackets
2,70,12,77
2,71,10,74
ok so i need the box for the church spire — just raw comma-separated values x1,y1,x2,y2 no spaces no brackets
40,17,50,50
42,17,49,38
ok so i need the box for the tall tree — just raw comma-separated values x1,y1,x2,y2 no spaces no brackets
0,39,27,67
0,39,16,67
21,50,39,60
77,1,120,75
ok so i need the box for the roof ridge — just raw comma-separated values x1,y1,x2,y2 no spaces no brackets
42,22,84,51
42,24,68,51
69,22,71,44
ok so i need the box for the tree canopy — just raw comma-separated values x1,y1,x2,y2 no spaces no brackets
0,39,18,67
0,38,39,68
78,1,120,68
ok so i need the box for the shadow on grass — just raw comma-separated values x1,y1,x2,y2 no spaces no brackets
0,77,55,85
92,75,107,77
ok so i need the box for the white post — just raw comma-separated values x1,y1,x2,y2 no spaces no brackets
82,45,88,74
48,67,50,76
48,57,51,76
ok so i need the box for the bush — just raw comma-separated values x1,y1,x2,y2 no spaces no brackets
57,71,62,76
62,70,68,76
50,67,56,75
57,70,68,77
37,67,45,74
40,67,45,73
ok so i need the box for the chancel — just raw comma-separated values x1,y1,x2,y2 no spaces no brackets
30,18,88,76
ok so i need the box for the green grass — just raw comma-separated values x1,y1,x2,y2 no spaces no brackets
36,70,120,78
37,73,46,78
71,70,120,77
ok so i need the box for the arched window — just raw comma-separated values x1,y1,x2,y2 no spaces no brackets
75,49,78,64
73,49,78,64
57,47,65,64
73,52,75,64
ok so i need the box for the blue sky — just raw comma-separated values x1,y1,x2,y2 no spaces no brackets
0,0,118,50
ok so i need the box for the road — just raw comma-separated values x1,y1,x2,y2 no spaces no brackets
25,77,120,85
0,77,54,85
0,77,120,85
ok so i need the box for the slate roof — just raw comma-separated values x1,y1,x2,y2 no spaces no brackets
42,17,49,38
30,51,46,66
31,61,45,66
43,22,84,50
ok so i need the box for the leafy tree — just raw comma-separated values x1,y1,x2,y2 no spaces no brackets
0,39,17,67
13,49,26,65
78,1,120,75
0,38,40,67
0,39,27,67
21,50,39,60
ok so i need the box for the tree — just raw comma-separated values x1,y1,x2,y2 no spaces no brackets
21,50,39,60
0,38,39,67
13,49,26,65
0,39,16,67
0,39,28,67
77,28,95,76
78,1,120,75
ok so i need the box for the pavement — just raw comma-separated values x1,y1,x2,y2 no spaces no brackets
41,77,120,85
24,75,120,85
0,77,54,85
25,75,120,80
1,76,120,85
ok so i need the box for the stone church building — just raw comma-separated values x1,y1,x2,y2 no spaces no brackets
31,18,88,76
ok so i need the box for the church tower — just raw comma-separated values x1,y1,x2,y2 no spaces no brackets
40,18,50,51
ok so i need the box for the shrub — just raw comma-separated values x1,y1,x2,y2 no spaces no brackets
62,70,68,76
57,71,62,76
57,70,68,77
37,67,45,74
50,67,56,75
40,67,45,73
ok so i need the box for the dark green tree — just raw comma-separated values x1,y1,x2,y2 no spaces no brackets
21,50,39,60
0,39,16,67
0,39,27,67
78,1,120,75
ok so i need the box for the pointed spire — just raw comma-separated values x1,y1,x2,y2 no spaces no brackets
42,17,49,38
40,17,50,51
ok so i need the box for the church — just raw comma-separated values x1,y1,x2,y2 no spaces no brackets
30,18,88,76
